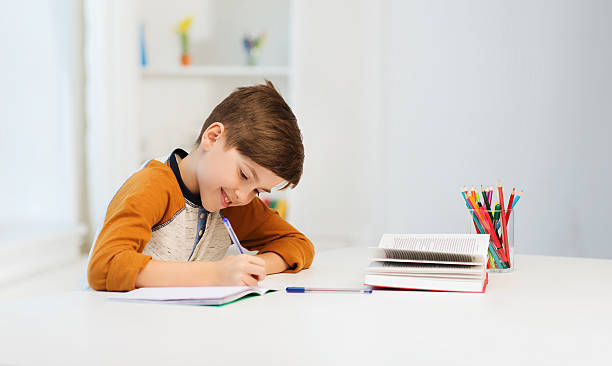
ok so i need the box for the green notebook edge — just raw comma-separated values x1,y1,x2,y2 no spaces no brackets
212,289,278,307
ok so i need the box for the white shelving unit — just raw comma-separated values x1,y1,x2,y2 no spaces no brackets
137,0,295,219
138,0,295,159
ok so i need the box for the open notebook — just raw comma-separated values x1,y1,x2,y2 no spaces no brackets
108,286,275,306
364,234,490,293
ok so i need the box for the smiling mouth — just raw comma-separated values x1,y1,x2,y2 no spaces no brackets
221,188,232,207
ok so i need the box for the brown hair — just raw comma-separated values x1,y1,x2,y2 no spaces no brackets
196,80,304,189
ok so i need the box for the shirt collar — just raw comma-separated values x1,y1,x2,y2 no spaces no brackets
168,148,204,207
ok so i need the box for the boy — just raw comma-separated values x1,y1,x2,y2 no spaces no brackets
88,81,314,291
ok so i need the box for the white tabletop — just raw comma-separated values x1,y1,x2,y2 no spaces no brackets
1,246,611,365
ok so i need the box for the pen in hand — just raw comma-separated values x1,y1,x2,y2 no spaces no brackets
222,217,246,254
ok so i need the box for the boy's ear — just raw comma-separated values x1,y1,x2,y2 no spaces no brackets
200,122,225,151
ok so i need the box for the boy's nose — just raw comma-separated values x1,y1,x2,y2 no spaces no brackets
233,188,253,204
233,189,245,204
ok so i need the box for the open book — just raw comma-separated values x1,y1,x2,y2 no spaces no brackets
364,234,490,293
108,286,275,306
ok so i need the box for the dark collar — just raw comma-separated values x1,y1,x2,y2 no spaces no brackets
168,148,203,207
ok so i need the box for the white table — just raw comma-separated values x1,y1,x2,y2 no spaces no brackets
1,247,611,365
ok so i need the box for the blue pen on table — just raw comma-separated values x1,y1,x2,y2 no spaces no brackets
286,287,373,294
222,217,245,254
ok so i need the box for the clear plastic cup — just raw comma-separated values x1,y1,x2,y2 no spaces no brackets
467,208,515,273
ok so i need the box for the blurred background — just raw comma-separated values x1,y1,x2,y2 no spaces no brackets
1,0,611,297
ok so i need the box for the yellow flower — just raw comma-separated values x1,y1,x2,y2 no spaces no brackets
175,16,193,34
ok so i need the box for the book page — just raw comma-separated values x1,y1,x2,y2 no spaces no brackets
367,261,484,274
379,234,489,255
369,248,481,264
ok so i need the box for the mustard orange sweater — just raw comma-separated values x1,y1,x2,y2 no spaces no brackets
87,150,314,291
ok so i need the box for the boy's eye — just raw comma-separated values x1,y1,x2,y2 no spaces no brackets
254,190,260,196
240,170,247,180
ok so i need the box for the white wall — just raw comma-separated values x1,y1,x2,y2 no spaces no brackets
81,0,612,259
380,0,612,258
0,0,86,283
0,0,84,228
290,0,384,249
291,0,612,259
84,0,142,231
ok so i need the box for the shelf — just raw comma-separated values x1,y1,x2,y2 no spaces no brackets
142,65,292,78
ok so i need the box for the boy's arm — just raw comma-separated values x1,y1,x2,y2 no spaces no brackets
89,162,270,290
222,197,315,274
134,255,267,288
87,164,182,291
256,252,290,274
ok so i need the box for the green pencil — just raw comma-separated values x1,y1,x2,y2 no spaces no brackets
481,186,494,222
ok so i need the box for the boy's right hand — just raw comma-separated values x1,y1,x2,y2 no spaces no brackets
214,254,266,286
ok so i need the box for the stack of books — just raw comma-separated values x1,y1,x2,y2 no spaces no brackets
364,234,490,293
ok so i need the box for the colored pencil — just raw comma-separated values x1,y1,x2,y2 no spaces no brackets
478,204,508,263
490,242,505,268
470,198,506,268
462,189,484,234
512,191,522,210
494,203,502,231
497,181,511,267
481,220,505,269
488,243,504,269
505,188,516,222
500,191,522,228
468,196,484,223
467,195,486,233
481,186,494,222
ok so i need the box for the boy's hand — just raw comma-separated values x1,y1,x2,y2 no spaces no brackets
214,254,266,286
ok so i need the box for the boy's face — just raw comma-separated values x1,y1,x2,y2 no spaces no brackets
195,123,284,212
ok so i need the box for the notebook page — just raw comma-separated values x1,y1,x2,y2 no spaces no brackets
108,286,268,302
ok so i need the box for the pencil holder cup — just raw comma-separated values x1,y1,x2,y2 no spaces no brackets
246,47,261,66
466,208,515,273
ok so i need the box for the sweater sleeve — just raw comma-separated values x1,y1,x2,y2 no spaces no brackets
87,163,181,291
222,197,315,272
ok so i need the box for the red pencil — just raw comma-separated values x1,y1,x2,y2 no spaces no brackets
505,188,516,223
497,181,511,267
478,205,508,263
